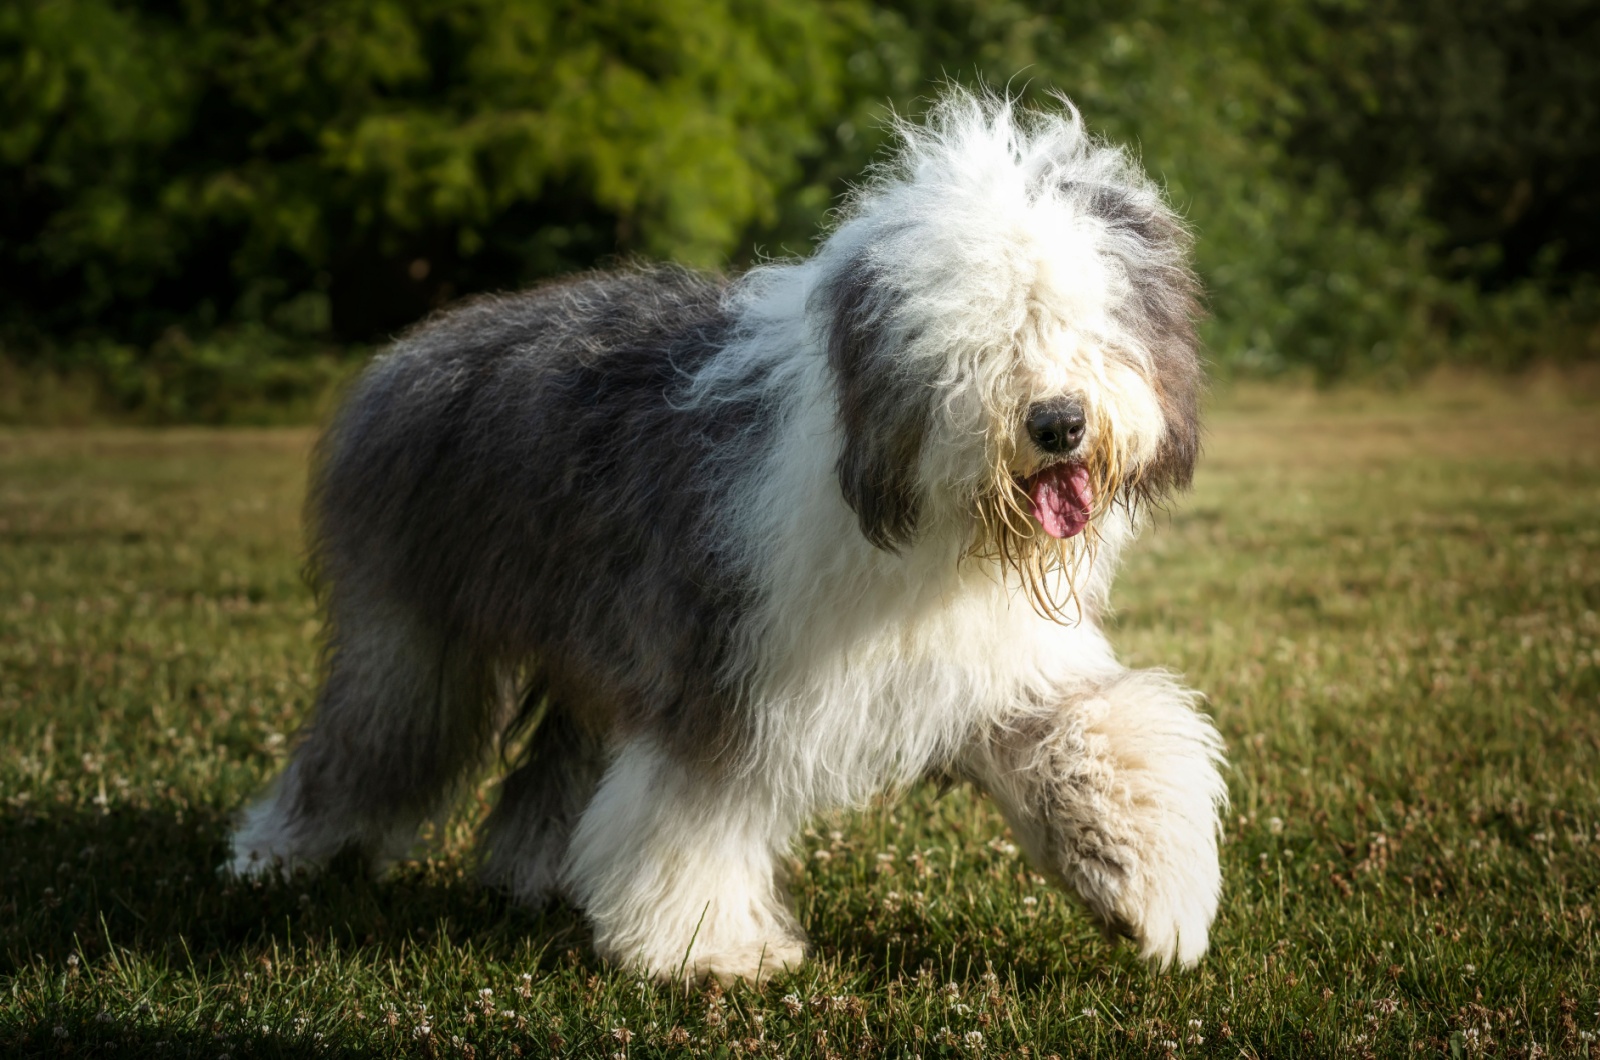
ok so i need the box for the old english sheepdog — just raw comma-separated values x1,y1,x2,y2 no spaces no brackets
227,90,1228,984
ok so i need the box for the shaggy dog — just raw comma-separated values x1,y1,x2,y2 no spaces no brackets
227,90,1228,984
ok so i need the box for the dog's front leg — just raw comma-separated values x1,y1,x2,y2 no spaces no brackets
960,670,1227,968
561,736,808,986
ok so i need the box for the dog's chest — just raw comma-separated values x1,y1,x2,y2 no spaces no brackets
747,569,1109,803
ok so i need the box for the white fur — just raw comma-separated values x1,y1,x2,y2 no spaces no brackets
564,739,807,984
562,93,1225,981
960,671,1227,969
231,90,1226,985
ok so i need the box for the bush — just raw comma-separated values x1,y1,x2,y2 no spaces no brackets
0,331,359,425
2,0,1594,418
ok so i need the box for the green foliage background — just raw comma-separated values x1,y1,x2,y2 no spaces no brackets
3,0,1597,419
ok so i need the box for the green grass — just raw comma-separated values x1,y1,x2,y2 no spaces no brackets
2,382,1599,1058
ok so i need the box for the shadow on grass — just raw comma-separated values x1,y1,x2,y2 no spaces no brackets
9,801,1067,978
809,904,1146,998
2,802,595,968
2,801,1148,1056
1,801,599,1053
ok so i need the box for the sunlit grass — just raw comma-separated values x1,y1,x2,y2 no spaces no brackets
2,382,1598,1057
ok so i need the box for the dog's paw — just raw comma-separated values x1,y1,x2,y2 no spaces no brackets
1064,827,1219,971
1074,782,1223,971
676,935,808,989
1111,843,1221,970
222,799,330,882
221,846,293,882
598,931,808,988
982,673,1227,970
223,833,324,882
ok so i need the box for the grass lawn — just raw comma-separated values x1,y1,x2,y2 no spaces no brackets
2,380,1598,1058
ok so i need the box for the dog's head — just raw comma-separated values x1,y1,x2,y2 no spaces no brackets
811,90,1202,615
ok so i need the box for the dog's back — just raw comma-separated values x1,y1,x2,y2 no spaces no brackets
310,265,760,747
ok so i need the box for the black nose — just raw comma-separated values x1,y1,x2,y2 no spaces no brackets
1026,399,1087,455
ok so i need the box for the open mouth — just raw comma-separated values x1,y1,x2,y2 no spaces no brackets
1022,463,1094,539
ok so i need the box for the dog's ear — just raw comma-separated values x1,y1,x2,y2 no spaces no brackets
1134,279,1203,500
1142,350,1201,497
1083,185,1205,502
1133,208,1203,499
815,255,929,551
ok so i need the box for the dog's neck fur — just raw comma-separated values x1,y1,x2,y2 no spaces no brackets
684,262,1136,811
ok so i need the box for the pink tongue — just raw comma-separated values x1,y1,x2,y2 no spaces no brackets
1029,465,1094,539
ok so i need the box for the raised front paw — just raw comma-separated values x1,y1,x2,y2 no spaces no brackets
964,670,1227,970
1096,828,1222,970
1063,678,1226,968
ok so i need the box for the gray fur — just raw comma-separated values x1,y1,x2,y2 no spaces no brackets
267,266,767,868
813,247,930,551
233,608,503,873
480,697,608,904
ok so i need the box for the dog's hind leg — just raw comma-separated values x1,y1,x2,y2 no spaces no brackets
479,701,607,907
562,735,808,986
227,603,503,879
959,670,1227,970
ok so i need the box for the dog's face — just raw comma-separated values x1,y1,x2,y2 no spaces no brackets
812,94,1202,614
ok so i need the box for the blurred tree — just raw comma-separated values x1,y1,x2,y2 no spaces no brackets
1281,0,1600,292
1,0,866,343
1,0,1594,400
